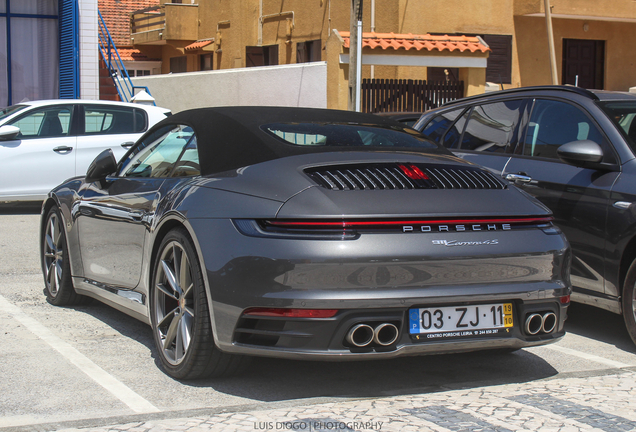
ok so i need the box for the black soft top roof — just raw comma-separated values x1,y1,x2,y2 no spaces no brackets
150,106,445,176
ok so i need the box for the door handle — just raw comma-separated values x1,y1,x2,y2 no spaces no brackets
53,146,73,153
121,141,135,148
504,173,532,183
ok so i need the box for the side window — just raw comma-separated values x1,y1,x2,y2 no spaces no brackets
524,99,610,161
9,105,72,138
460,99,523,153
84,106,147,135
420,108,464,144
119,125,200,178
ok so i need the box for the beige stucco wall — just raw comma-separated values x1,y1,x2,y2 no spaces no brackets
515,16,636,90
515,0,636,19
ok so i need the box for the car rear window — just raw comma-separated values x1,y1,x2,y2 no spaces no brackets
262,122,438,149
84,105,148,135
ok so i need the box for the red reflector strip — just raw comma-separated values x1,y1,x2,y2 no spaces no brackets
560,295,570,304
265,216,553,229
243,308,339,318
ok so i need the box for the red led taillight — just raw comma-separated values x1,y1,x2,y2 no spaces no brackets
243,308,339,318
264,216,553,229
560,295,570,304
398,164,430,180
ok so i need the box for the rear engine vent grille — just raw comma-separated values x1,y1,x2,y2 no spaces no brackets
305,163,506,191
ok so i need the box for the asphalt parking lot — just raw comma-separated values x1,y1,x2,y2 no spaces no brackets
2,207,636,431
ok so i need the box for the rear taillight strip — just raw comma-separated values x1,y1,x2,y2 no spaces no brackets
264,216,553,229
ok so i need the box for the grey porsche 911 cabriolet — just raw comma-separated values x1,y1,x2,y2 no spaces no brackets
40,106,571,379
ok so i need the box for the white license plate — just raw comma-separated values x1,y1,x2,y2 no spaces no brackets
409,303,513,336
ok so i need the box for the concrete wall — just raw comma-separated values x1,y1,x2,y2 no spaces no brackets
131,61,327,113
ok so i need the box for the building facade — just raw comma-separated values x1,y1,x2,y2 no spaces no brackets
0,0,99,108
129,0,636,100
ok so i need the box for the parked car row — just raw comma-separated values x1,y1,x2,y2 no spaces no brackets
3,86,634,379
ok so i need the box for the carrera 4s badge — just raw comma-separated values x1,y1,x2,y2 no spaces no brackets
432,239,499,247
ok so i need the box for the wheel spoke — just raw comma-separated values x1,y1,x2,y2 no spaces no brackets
45,232,56,253
55,259,63,282
179,314,192,353
175,320,184,360
161,260,179,296
156,282,178,300
163,311,180,350
179,253,191,297
48,262,57,293
157,306,178,329
184,305,195,318
49,217,56,249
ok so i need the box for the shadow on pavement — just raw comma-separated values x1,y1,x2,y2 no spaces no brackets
0,202,42,215
73,296,560,402
564,302,636,353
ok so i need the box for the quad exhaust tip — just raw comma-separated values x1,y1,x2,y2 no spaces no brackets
524,312,557,335
346,323,399,347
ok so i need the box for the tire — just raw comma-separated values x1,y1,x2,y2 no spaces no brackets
42,206,86,306
622,259,636,346
150,228,249,379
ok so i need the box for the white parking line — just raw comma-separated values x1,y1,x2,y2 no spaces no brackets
542,344,633,369
0,294,160,415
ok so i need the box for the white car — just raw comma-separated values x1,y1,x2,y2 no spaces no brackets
0,100,171,201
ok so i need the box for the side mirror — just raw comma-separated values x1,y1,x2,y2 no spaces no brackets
557,140,604,167
0,125,20,140
85,149,117,183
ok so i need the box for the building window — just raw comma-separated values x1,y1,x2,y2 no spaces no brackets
1,0,62,107
246,45,279,67
200,54,213,71
170,56,188,73
296,40,321,63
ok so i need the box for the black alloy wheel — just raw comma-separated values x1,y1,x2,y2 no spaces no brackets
150,228,248,379
42,206,84,305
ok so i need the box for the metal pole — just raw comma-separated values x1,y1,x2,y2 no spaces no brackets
544,0,559,85
356,20,362,112
348,0,363,111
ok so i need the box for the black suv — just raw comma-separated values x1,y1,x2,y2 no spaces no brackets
413,85,636,344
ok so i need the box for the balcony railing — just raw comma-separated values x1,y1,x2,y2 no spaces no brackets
131,5,165,34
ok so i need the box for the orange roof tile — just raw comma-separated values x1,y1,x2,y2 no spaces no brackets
339,32,490,54
185,39,214,51
99,0,160,47
116,48,160,62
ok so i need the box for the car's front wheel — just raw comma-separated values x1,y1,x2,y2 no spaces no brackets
622,259,636,346
150,228,247,379
42,206,85,306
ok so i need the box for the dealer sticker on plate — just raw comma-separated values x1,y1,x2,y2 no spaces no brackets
409,303,513,339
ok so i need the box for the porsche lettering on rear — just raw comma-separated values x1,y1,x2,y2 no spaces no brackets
402,224,512,233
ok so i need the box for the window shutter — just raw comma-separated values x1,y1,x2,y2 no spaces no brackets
483,35,512,84
59,0,79,98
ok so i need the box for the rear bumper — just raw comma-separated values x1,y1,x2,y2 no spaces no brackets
188,218,570,359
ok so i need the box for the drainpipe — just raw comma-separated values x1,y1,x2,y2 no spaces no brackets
370,0,375,79
258,0,263,45
544,0,559,85
356,19,362,112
